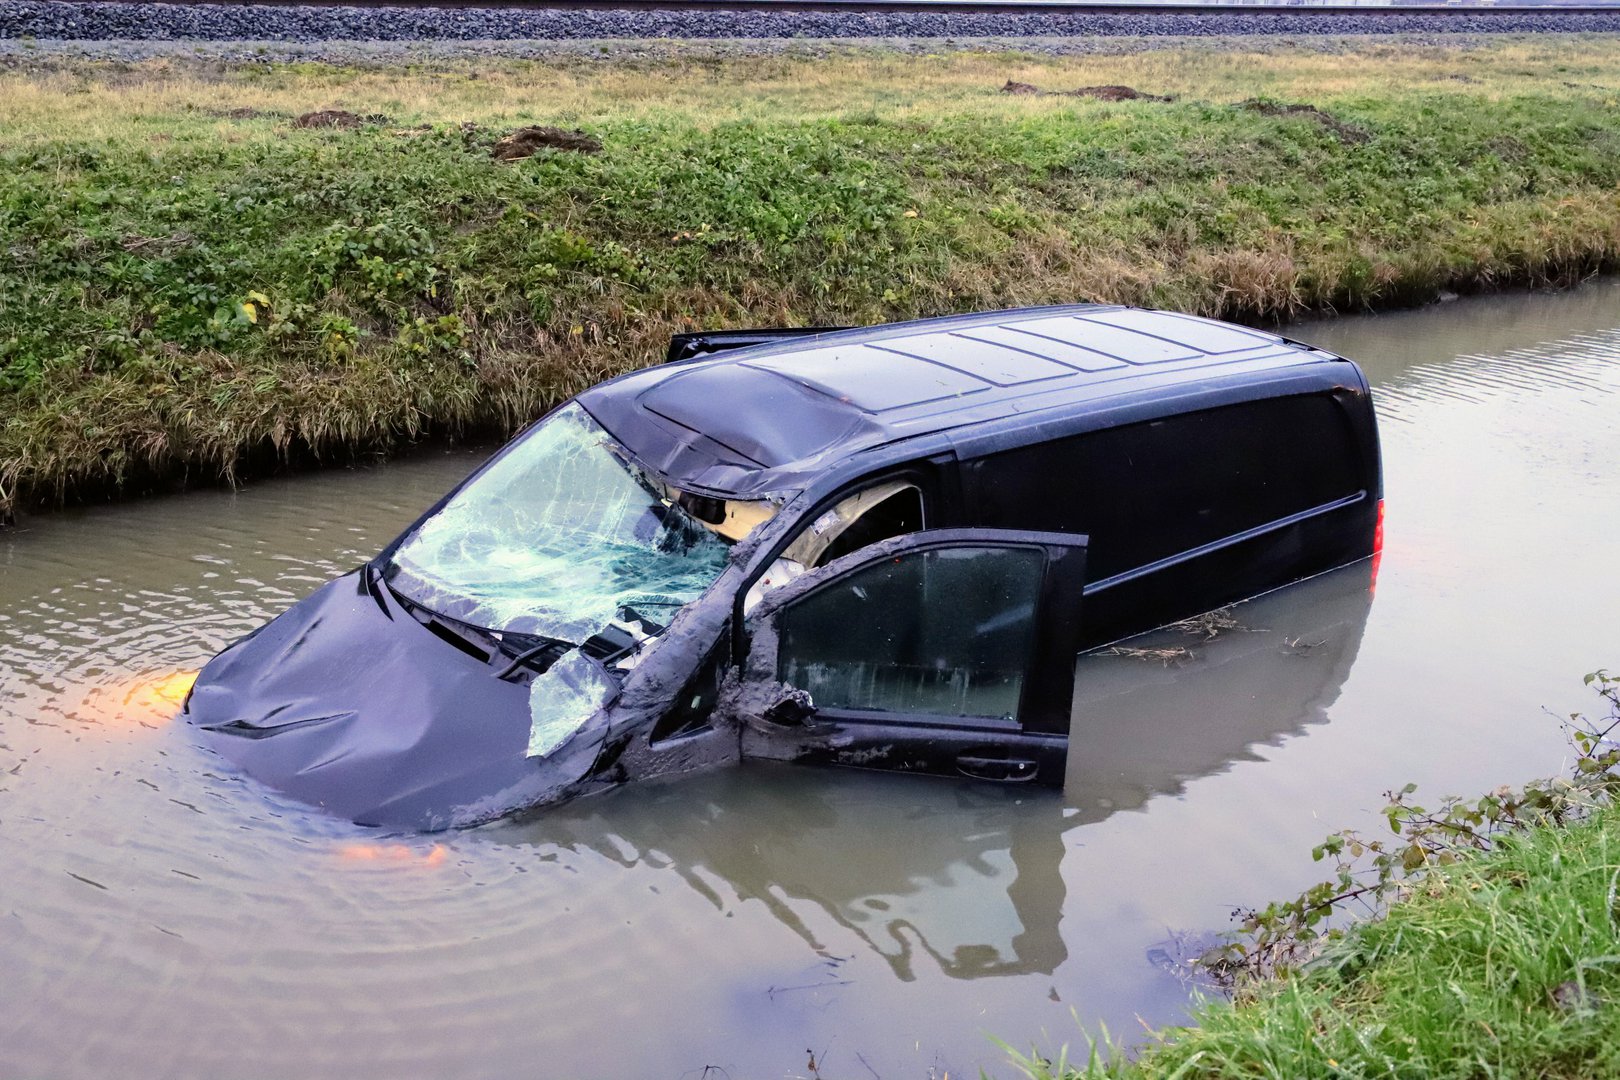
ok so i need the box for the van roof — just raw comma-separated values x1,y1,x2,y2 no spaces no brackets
579,304,1350,498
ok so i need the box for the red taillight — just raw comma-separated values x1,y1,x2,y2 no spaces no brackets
1369,499,1385,595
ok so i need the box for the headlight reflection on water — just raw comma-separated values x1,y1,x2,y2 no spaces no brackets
69,669,197,732
335,843,450,869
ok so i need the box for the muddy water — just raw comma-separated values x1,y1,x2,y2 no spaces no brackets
3,280,1619,1079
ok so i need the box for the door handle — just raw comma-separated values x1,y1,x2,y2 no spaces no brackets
955,754,1039,783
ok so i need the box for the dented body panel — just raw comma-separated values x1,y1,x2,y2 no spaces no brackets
185,305,1382,830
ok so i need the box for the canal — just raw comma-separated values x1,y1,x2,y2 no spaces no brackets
2,280,1618,1079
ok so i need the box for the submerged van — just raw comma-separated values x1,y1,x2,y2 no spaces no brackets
184,304,1382,830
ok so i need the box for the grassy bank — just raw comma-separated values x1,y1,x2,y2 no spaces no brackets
1016,805,1620,1079
1008,673,1620,1080
4,40,1620,514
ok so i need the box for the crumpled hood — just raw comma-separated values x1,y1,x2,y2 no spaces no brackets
184,568,612,831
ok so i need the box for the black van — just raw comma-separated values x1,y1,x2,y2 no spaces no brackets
184,304,1382,830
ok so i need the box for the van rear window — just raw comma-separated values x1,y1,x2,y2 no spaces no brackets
967,394,1362,581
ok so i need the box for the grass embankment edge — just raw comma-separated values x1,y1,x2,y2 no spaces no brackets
1005,673,1620,1080
4,45,1620,517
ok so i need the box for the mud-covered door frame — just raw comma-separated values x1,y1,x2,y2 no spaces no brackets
727,457,959,668
727,528,1088,785
649,461,951,745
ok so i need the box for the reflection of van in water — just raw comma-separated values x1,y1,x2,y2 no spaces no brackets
184,305,1383,830
498,561,1377,983
1065,560,1375,818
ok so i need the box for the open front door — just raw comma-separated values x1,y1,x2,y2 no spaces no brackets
732,528,1087,785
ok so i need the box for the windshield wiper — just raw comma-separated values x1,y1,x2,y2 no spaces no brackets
493,639,571,681
377,567,577,676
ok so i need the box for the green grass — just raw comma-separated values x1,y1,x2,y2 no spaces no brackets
4,42,1620,515
1007,802,1620,1080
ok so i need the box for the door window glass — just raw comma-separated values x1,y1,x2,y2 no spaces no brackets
776,545,1042,722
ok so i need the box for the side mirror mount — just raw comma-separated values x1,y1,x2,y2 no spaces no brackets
760,688,815,728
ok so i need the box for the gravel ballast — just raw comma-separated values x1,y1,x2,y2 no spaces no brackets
3,0,1619,42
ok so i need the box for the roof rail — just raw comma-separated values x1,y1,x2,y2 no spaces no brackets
665,326,850,365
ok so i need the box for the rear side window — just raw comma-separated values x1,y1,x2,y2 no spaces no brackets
966,395,1361,581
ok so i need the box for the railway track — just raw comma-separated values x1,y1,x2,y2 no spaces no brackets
10,0,1617,44
68,0,1620,13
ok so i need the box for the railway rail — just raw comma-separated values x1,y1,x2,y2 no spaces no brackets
72,0,1620,13
11,0,1617,44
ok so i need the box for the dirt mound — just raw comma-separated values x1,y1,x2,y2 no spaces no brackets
213,106,284,120
1239,99,1369,144
1486,134,1529,162
491,125,603,160
1000,80,1173,102
1066,85,1174,102
293,109,390,129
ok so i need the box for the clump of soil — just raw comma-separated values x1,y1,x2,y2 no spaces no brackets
490,125,603,160
211,106,285,120
1001,80,1173,102
1066,84,1174,102
1238,99,1370,144
1486,134,1529,162
293,109,390,129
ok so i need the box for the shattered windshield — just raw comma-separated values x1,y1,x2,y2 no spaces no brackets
384,403,739,643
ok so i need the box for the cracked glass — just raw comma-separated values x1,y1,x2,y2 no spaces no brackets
384,403,736,644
